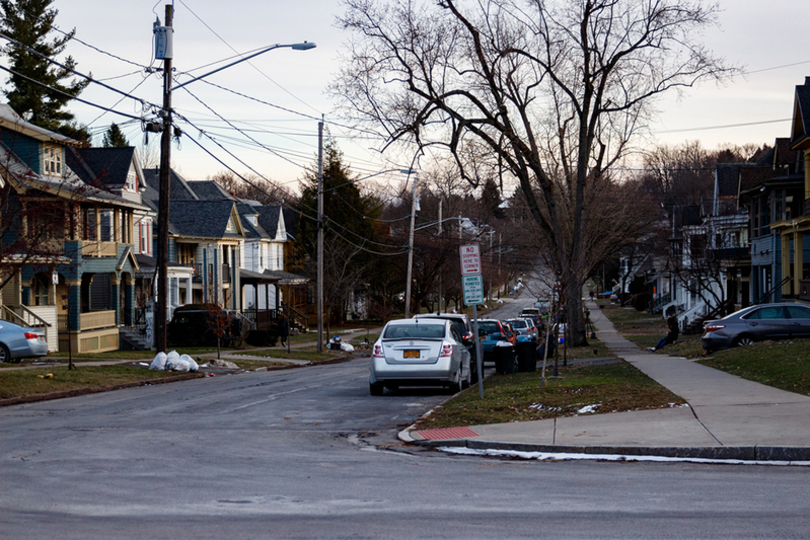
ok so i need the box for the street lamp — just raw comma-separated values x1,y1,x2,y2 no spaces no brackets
152,4,315,352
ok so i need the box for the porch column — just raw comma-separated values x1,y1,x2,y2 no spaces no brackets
782,233,792,296
113,210,121,243
186,276,193,304
94,204,101,241
111,276,121,325
21,280,31,306
794,233,804,295
68,279,82,352
125,278,134,325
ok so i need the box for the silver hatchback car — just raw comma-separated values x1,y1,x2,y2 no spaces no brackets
369,318,471,395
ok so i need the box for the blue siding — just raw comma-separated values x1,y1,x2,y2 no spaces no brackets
0,130,41,173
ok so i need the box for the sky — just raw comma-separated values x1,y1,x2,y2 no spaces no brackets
7,0,810,193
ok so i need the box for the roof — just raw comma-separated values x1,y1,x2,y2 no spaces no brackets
67,147,137,187
0,104,79,146
188,180,237,201
169,200,243,239
141,167,200,207
715,164,742,198
790,77,810,149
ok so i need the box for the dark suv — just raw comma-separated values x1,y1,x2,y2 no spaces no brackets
413,313,481,382
167,304,250,347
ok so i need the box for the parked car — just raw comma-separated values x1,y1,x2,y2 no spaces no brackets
476,319,513,362
369,318,472,395
702,302,810,352
412,313,481,382
506,317,537,341
0,320,48,363
167,304,250,347
520,307,542,324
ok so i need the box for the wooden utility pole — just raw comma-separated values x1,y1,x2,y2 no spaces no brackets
155,4,173,352
316,119,324,352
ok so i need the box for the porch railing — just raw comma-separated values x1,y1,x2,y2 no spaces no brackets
80,310,116,331
81,240,118,257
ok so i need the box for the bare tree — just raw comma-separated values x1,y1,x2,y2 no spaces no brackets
334,0,732,345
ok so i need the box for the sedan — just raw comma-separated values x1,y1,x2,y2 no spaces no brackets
369,318,471,395
0,320,48,362
506,317,537,341
701,302,810,352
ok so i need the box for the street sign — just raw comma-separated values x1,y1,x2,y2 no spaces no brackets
462,274,484,305
460,244,481,275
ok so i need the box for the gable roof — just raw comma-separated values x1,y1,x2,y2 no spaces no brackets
188,180,238,201
790,77,810,150
141,167,200,207
67,146,139,188
169,200,244,239
0,104,80,146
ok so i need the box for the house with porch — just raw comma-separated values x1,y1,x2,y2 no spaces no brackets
0,104,145,353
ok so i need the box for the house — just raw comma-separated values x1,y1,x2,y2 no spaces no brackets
0,104,146,353
186,181,308,330
142,170,244,315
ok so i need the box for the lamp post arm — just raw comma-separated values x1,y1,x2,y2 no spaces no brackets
174,42,316,90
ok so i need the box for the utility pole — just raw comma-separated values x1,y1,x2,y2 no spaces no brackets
155,4,173,353
404,172,418,318
317,119,324,352
149,4,314,352
437,198,442,313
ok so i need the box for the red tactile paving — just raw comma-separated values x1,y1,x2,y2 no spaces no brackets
416,426,479,440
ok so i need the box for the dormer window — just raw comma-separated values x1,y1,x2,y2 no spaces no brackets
43,145,62,175
126,168,137,192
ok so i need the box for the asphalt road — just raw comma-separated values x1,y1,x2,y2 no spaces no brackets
2,353,810,539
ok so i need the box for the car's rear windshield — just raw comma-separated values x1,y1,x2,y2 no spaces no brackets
478,321,501,334
383,324,445,339
510,320,528,328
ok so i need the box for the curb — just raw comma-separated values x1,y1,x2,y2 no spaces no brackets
401,438,810,461
0,372,204,408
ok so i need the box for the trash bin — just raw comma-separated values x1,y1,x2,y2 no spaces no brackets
494,341,516,375
516,336,536,372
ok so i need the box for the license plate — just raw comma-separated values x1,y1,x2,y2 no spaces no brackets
403,350,419,359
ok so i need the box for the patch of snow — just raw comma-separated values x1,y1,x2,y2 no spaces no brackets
577,403,601,414
439,446,810,466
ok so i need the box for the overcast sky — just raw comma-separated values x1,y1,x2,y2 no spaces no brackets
13,0,810,192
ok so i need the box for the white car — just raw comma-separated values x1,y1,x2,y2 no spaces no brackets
369,318,472,396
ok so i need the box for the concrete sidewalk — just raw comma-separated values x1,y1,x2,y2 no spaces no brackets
402,301,810,460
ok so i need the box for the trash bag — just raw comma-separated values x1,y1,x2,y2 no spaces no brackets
164,350,181,371
149,351,168,370
180,354,198,372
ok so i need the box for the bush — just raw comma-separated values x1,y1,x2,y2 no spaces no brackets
246,330,278,347
631,293,651,312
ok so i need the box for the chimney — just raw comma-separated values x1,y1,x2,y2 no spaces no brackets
805,76,810,86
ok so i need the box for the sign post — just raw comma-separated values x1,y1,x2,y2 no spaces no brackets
460,244,485,398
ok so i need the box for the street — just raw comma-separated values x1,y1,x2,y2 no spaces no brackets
2,352,810,539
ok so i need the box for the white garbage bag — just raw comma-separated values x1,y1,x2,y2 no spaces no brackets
340,342,355,352
164,350,181,370
149,351,167,370
180,354,198,372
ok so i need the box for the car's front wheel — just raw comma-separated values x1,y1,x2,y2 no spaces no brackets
0,343,9,363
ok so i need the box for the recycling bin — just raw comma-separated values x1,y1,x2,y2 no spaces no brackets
516,336,537,372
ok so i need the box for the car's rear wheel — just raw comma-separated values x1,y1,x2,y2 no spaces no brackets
734,335,755,347
0,344,10,363
369,382,384,396
461,364,472,389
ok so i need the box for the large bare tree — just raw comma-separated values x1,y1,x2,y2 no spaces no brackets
334,0,731,345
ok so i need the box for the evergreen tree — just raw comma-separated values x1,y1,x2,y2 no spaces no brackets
102,122,128,147
295,139,383,323
0,0,90,136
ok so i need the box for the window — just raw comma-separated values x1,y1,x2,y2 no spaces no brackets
787,306,810,319
745,307,786,320
31,274,51,306
43,146,62,175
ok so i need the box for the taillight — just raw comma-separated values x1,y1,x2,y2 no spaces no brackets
440,342,453,357
372,344,384,357
24,332,39,340
462,332,473,342
703,324,725,334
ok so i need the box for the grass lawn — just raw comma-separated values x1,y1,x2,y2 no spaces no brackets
699,340,810,396
0,365,198,400
595,303,662,325
415,360,685,430
232,348,343,363
224,358,292,371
